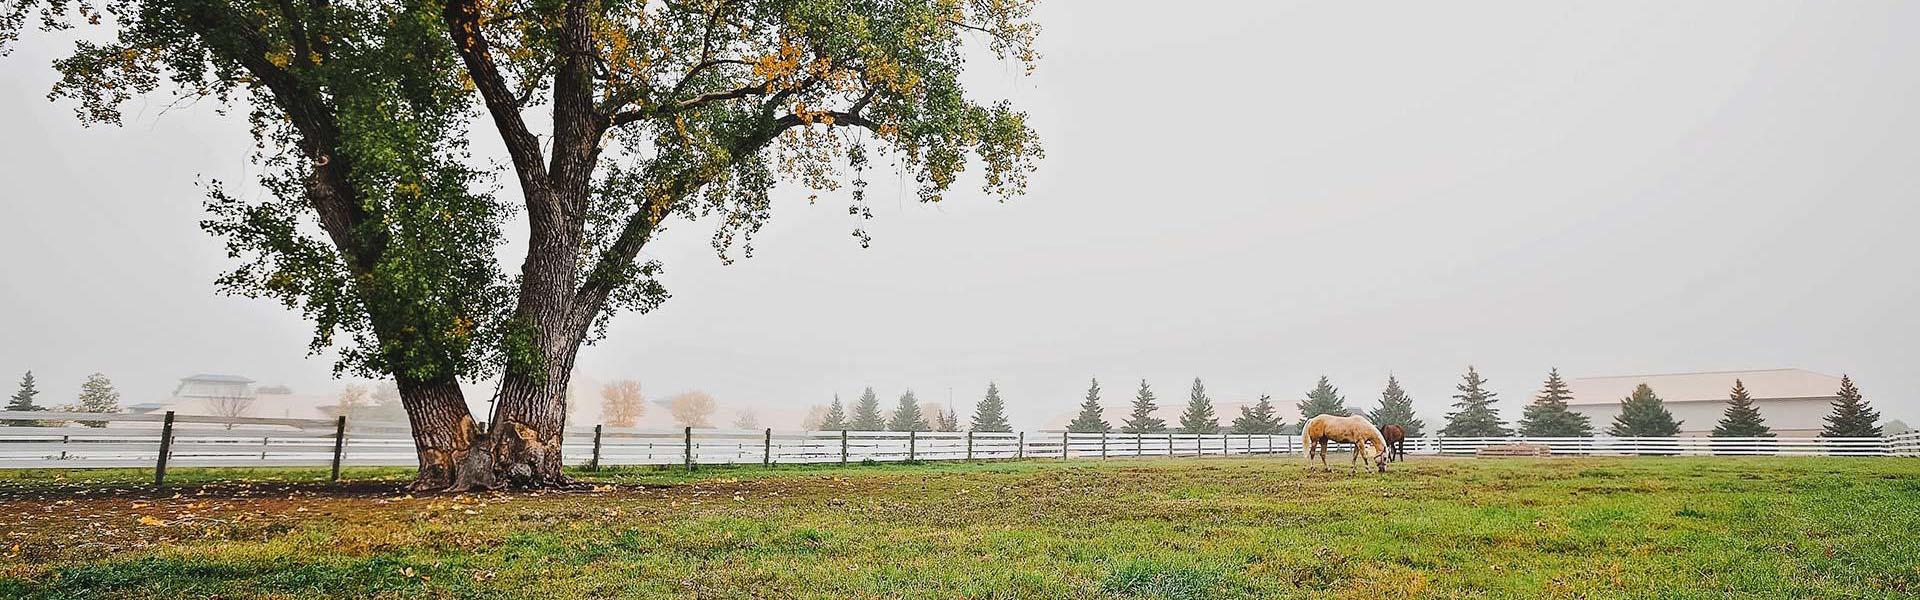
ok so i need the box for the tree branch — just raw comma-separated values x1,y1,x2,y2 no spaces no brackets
443,0,550,194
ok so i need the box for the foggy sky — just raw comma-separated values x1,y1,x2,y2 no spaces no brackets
2,1,1916,429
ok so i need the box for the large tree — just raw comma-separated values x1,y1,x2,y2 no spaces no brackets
6,0,1040,490
1297,376,1348,420
888,390,928,432
1120,380,1165,434
1517,368,1590,437
1822,375,1882,438
849,387,885,431
1066,378,1110,433
1712,379,1773,438
1178,378,1219,434
970,382,1011,432
1440,366,1509,437
1608,383,1681,437
1365,375,1423,437
1230,394,1283,434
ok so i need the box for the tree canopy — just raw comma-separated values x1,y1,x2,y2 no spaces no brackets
1440,366,1509,437
1517,368,1590,437
1178,378,1219,434
970,382,1011,432
888,390,928,432
1120,380,1165,434
1822,375,1881,438
849,386,885,431
817,394,849,431
1230,394,1283,434
1365,375,1422,437
1608,383,1680,437
1711,379,1772,438
1297,376,1347,420
1066,378,1110,433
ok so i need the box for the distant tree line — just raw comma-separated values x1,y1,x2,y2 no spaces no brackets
6,370,124,427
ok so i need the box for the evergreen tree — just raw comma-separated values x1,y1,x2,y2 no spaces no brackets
1821,375,1882,437
1178,378,1220,434
1441,366,1510,437
1609,383,1682,437
1365,375,1424,437
934,405,961,432
1067,378,1111,433
1231,394,1283,434
1121,380,1167,434
1297,376,1349,419
1517,368,1591,437
1712,379,1773,438
73,372,123,428
888,390,929,432
849,387,886,431
818,394,849,431
6,371,44,427
970,382,1012,432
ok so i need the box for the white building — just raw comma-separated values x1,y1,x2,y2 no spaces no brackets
1565,368,1843,437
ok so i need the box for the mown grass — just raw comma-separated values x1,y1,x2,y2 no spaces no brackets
1,456,1916,599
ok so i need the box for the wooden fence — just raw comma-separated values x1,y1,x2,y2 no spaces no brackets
2,411,1914,485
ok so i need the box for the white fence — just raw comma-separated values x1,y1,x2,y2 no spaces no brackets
2,411,1915,478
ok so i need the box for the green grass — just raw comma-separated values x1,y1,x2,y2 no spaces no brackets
1,456,1916,598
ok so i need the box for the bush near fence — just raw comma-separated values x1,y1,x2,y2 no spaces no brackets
3,411,1915,482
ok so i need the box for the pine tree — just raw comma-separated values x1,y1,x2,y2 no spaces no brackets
1365,375,1424,438
6,371,45,427
1067,378,1111,433
888,390,929,432
818,394,849,431
1517,368,1591,437
1441,366,1510,437
1297,376,1348,420
1121,379,1167,434
934,405,961,432
849,387,886,431
1712,379,1773,438
1609,383,1681,437
970,382,1013,432
1178,378,1220,434
1821,375,1882,437
1231,394,1283,434
73,372,122,428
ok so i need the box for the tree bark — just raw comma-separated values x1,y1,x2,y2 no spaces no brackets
395,378,492,491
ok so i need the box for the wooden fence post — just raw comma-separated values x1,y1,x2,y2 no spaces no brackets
154,411,175,488
589,424,603,471
1017,432,1025,459
1061,431,1070,460
908,430,917,461
966,430,974,461
1167,433,1175,457
763,428,772,467
684,426,695,472
329,415,347,482
840,430,849,465
1100,432,1108,459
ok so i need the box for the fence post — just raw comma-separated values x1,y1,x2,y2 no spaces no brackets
763,428,772,467
1017,432,1025,459
909,430,917,461
1167,433,1175,456
1100,432,1108,459
329,415,348,482
1061,431,1070,460
684,426,695,472
589,424,603,471
966,430,974,461
840,430,849,465
154,411,176,488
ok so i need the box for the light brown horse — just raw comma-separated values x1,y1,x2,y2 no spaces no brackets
1303,414,1389,473
1380,424,1407,463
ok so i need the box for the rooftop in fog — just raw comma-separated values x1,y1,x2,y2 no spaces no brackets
1565,369,1843,406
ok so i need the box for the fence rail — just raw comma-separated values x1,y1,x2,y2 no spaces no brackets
2,412,1914,483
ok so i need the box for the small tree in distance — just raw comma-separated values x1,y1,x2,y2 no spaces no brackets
6,371,45,427
1231,395,1284,434
1298,376,1349,420
73,372,123,428
1179,378,1220,434
1067,378,1111,433
1517,368,1591,437
889,391,930,432
971,383,1013,432
849,388,886,431
599,380,645,428
1366,375,1424,437
668,391,717,428
1441,366,1510,437
1712,379,1773,438
817,395,849,431
1121,380,1166,434
1821,375,1882,438
1609,384,1681,437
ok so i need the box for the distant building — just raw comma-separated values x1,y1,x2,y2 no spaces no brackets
1566,368,1843,437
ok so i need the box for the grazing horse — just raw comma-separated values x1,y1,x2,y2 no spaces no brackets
1380,424,1406,463
1303,414,1390,473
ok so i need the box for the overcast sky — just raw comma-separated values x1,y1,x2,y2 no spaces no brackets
2,1,1915,429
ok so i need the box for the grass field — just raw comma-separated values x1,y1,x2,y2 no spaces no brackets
1,456,1916,599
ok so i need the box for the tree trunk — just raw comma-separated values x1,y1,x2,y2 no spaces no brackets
396,378,491,491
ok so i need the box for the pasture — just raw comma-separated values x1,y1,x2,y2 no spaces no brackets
1,456,1915,599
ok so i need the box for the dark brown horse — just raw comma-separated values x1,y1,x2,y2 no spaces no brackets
1380,424,1407,463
